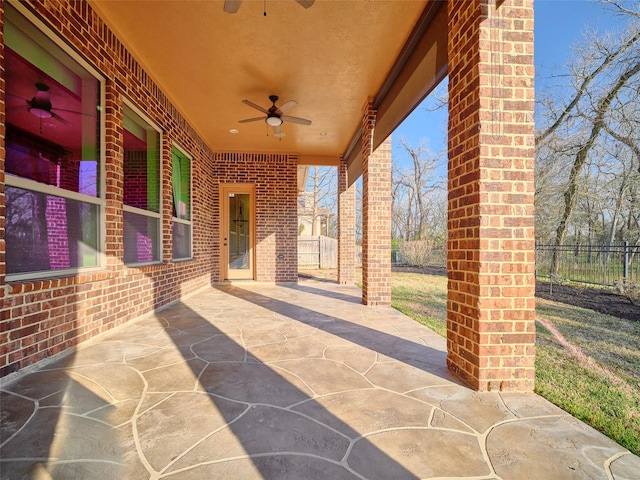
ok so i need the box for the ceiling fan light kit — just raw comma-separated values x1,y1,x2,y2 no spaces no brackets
29,83,54,118
29,106,53,119
266,115,282,127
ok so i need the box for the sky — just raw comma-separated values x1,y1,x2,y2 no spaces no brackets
391,0,634,173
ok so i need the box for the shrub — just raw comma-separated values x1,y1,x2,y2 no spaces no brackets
399,240,437,268
615,281,640,306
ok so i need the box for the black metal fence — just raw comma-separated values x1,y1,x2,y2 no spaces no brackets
391,241,639,288
535,242,640,287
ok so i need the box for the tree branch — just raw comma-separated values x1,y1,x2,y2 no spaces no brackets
537,27,640,143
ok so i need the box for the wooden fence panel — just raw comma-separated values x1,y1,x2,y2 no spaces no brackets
298,236,321,268
298,236,361,269
319,236,337,269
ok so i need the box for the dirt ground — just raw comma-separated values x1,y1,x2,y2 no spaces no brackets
535,281,639,322
301,266,639,323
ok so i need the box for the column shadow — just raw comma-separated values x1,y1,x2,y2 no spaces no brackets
286,282,363,304
147,299,426,479
219,284,457,378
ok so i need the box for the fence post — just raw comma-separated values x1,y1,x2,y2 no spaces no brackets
623,241,629,285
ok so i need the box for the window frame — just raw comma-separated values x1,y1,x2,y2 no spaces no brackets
171,143,193,261
5,1,106,282
122,99,163,267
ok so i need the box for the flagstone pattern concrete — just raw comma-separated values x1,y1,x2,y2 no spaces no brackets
1,280,638,479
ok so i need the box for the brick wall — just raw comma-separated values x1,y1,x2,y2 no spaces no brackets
211,153,298,284
361,102,392,306
0,1,298,377
447,0,536,392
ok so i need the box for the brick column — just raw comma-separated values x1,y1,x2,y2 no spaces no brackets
338,158,356,285
361,102,392,305
447,0,536,392
104,81,125,269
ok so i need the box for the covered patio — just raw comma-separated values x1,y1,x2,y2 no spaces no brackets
1,0,539,392
1,279,638,479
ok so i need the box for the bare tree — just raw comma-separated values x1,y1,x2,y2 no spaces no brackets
300,166,337,237
535,1,640,271
392,138,445,242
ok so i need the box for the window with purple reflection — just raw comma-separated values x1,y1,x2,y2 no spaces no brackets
172,221,192,260
123,104,161,265
124,211,160,264
5,187,99,275
4,4,103,278
172,146,192,260
4,48,100,196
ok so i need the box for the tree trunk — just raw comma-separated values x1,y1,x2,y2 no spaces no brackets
551,60,640,273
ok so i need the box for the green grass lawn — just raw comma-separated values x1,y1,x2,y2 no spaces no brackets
390,270,640,456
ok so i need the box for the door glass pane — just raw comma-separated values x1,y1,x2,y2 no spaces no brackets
228,193,250,270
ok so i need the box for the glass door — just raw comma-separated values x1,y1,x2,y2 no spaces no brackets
221,185,255,280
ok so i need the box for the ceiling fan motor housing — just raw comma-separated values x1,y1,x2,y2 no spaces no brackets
266,95,283,125
29,83,54,118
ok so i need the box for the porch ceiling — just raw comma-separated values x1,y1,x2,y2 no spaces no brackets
89,0,445,166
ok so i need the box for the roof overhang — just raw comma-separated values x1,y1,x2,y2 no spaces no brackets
88,0,447,185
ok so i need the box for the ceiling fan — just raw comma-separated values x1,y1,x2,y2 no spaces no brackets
7,82,83,127
224,0,314,14
239,95,312,136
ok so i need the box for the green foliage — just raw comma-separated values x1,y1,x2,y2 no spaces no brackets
616,281,640,306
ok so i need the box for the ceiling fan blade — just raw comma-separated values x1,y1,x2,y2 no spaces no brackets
242,99,268,114
52,112,72,127
223,0,243,13
295,0,315,9
52,107,96,116
281,115,311,126
6,92,29,103
276,100,297,114
238,117,265,123
273,124,283,136
6,104,28,111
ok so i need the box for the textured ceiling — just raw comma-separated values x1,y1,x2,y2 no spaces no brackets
89,0,431,162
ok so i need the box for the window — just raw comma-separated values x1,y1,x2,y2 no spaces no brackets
123,104,161,265
171,146,192,260
4,3,103,279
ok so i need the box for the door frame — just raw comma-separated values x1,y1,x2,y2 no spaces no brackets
220,183,256,281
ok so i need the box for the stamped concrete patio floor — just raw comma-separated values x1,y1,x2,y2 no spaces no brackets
2,280,639,479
